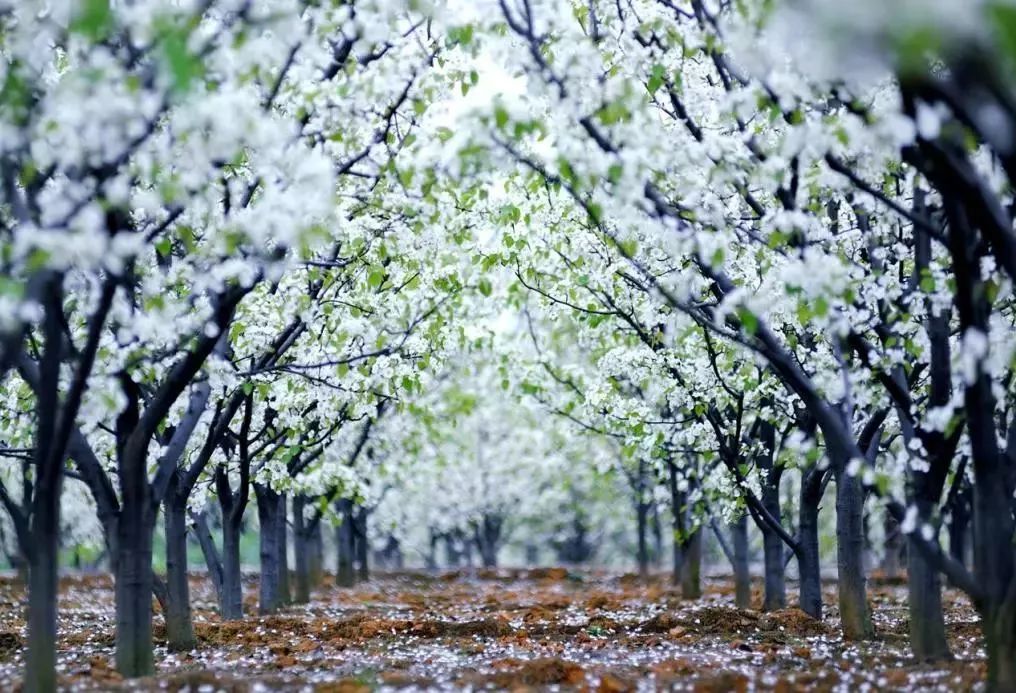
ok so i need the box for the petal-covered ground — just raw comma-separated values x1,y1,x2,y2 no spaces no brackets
0,569,985,691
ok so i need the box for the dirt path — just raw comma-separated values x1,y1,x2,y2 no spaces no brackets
0,569,985,690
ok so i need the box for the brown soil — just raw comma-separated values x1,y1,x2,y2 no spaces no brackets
0,569,988,691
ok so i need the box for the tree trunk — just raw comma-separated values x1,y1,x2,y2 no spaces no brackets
730,515,751,609
23,274,66,693
524,542,538,566
354,507,369,582
114,435,157,679
277,493,290,604
24,486,61,693
115,510,156,677
163,483,196,651
681,527,702,599
797,495,822,620
668,463,684,586
220,517,244,620
650,502,663,567
426,531,438,570
636,500,650,580
292,496,312,604
984,601,1016,692
255,483,282,614
882,512,903,579
199,494,244,621
474,515,501,568
798,468,824,620
14,553,29,586
761,481,787,611
309,520,324,584
907,534,950,660
443,533,461,569
336,499,355,587
834,472,873,640
947,489,971,570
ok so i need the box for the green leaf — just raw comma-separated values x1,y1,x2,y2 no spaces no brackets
71,0,113,41
647,64,666,94
26,249,51,272
814,295,829,317
478,277,493,297
597,99,628,125
160,26,204,93
155,237,172,257
607,163,623,184
735,306,758,335
367,267,385,290
448,24,474,46
558,157,578,186
494,105,510,131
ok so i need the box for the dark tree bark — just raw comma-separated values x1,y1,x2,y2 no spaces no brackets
203,395,255,620
336,499,356,587
114,428,157,678
635,498,650,580
681,526,702,599
191,510,226,614
948,497,970,569
219,515,244,620
354,506,369,582
554,513,594,564
163,471,196,651
524,542,538,566
899,91,1016,688
426,530,439,571
758,422,786,612
650,501,663,568
730,515,751,609
23,290,63,693
711,515,750,609
907,528,949,660
798,466,825,620
442,532,464,569
293,495,314,604
667,461,685,586
21,275,114,691
473,513,503,569
881,512,903,579
277,492,290,605
461,531,474,568
255,482,284,614
309,520,325,583
23,466,60,693
834,468,874,640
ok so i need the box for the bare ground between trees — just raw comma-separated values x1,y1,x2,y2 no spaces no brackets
0,569,986,691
